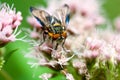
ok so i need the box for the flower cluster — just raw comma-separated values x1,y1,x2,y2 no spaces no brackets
26,0,120,80
0,3,23,70
0,3,23,47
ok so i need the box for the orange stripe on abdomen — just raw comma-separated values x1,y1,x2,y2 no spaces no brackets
48,31,67,39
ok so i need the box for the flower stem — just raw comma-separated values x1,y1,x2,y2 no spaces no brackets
0,69,13,80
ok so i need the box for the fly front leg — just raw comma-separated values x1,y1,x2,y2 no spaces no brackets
39,31,46,46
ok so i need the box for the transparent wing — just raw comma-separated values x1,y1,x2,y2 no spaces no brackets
30,7,52,27
54,4,70,26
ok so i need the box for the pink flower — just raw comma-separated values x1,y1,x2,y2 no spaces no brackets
30,31,40,39
39,73,52,80
100,43,116,60
115,54,120,63
0,3,23,47
61,0,80,14
65,73,75,80
72,59,86,69
61,70,75,80
82,18,95,30
79,0,100,17
86,37,103,50
112,35,120,54
27,16,42,28
39,43,53,54
92,15,105,25
62,0,102,17
83,50,99,59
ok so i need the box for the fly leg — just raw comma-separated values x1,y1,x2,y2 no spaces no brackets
54,42,59,50
62,39,70,53
39,31,46,46
51,38,59,50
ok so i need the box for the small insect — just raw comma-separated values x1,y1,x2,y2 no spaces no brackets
30,4,70,50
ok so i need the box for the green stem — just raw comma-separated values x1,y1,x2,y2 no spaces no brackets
0,69,13,80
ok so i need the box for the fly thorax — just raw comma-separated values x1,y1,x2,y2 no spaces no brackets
52,23,64,34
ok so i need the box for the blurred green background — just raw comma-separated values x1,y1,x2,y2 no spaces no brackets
0,0,120,80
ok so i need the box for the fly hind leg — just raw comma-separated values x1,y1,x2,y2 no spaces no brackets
62,39,70,53
54,42,59,50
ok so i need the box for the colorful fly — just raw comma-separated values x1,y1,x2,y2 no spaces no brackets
30,4,70,50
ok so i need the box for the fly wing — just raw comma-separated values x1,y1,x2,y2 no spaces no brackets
30,7,52,27
54,4,70,27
